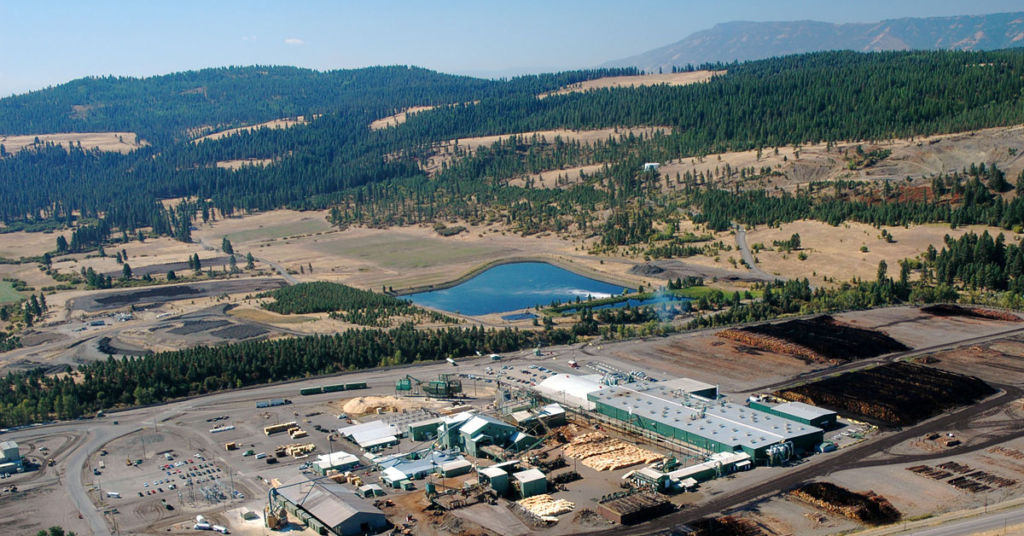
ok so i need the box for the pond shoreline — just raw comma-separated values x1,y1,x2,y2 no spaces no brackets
389,255,635,297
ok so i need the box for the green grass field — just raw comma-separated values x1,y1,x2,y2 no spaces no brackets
226,218,332,243
0,281,23,304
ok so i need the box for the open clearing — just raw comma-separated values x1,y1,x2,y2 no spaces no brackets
0,280,22,304
738,220,1015,286
0,229,71,259
193,209,655,295
540,70,724,97
215,157,276,170
0,132,145,155
369,105,436,130
420,126,670,175
657,124,1024,194
191,115,312,143
216,212,333,243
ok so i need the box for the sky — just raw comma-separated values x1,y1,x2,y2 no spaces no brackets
1,0,1022,97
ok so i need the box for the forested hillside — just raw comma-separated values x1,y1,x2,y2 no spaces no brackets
3,50,1024,253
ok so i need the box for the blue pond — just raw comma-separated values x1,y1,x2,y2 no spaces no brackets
407,262,631,316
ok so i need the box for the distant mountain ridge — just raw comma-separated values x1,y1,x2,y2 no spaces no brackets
604,11,1024,71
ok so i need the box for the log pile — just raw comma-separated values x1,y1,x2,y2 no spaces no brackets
790,482,900,525
775,362,996,427
518,494,575,517
716,329,833,364
562,433,661,471
922,304,1022,322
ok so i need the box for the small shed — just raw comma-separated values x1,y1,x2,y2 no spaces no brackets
478,466,509,495
381,467,408,489
441,459,473,477
356,484,385,498
512,468,547,498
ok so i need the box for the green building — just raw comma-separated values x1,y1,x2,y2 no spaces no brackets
512,468,547,498
478,466,510,495
458,415,518,457
588,384,823,464
407,417,444,441
748,400,837,429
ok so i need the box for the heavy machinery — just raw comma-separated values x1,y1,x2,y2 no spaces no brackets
395,374,462,398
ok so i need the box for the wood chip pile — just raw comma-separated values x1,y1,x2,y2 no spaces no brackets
562,432,662,471
518,494,575,517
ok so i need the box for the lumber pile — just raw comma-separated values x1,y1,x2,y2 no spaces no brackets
563,433,661,471
518,494,575,517
277,442,317,457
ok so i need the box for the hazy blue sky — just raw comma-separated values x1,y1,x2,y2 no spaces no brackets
1,0,1021,96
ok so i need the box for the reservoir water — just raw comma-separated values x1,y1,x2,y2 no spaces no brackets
406,262,631,316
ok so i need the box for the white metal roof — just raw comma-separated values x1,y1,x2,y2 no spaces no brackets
772,401,836,421
443,411,476,426
535,374,604,409
316,451,359,470
361,435,398,449
538,403,566,417
339,420,400,447
513,468,546,483
460,415,510,436
441,459,473,472
656,377,717,396
480,466,508,478
381,466,407,483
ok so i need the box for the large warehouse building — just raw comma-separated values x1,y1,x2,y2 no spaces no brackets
587,382,823,464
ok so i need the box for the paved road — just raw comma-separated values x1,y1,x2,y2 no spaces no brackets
905,504,1024,536
732,223,783,283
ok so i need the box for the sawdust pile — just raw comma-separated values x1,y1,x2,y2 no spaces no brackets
330,395,445,416
562,432,662,471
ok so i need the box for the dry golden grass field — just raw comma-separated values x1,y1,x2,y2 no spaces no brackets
0,132,145,154
539,70,724,97
369,105,436,130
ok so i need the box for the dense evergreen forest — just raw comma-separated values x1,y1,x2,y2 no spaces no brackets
259,281,453,326
0,323,570,426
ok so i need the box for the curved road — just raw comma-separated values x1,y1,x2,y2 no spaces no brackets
732,223,783,283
